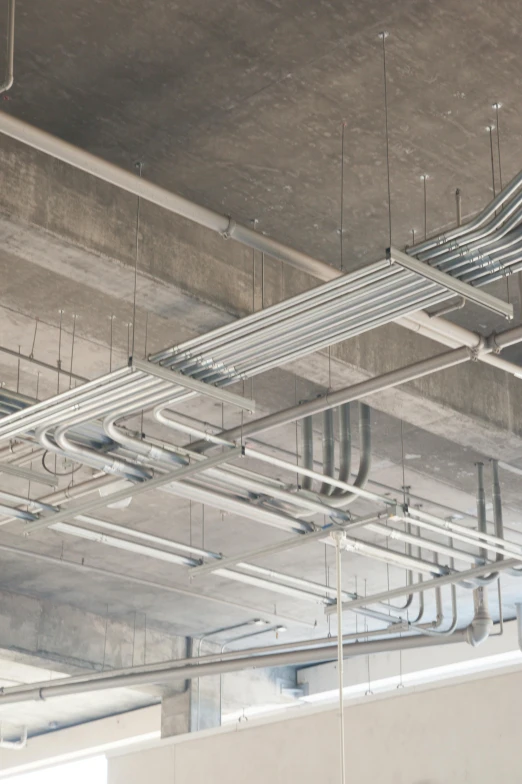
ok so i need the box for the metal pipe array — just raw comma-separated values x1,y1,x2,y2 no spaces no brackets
409,170,522,285
149,261,455,383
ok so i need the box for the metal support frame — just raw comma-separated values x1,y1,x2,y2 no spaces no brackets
23,447,242,534
325,557,521,616
388,247,514,320
132,359,255,412
189,514,385,579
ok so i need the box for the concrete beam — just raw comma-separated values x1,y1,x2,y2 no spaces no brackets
1,135,522,459
0,587,186,674
0,588,297,737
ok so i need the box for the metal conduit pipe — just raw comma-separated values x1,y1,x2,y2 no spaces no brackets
0,372,149,446
367,522,477,565
0,111,520,379
166,287,450,385
170,275,433,373
400,510,522,564
467,467,494,645
0,630,470,706
327,558,521,616
155,264,392,365
416,185,522,264
243,446,389,505
234,561,419,608
105,409,346,523
154,407,235,447
461,242,522,284
160,482,313,535
443,225,522,278
431,207,522,272
140,420,343,520
0,0,15,94
410,169,522,255
337,535,447,577
491,460,522,578
222,288,448,378
329,403,371,508
191,346,474,448
206,468,348,521
320,409,335,496
192,291,465,384
470,462,499,586
0,479,398,628
0,367,132,435
420,553,458,636
0,625,412,699
194,323,522,450
0,475,124,527
334,403,351,490
307,403,369,508
301,415,314,492
0,111,343,282
49,380,186,479
164,267,404,367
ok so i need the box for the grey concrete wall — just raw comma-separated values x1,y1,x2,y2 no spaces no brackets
0,587,186,673
108,667,522,784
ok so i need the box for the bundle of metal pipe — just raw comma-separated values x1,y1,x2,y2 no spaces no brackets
149,256,496,383
409,170,522,285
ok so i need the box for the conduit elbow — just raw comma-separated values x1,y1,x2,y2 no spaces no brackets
466,609,492,647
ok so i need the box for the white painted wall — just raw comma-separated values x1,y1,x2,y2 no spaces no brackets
108,668,522,783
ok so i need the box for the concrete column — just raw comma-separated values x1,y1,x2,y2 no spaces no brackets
161,638,221,738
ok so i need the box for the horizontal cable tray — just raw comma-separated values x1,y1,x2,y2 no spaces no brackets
150,247,512,385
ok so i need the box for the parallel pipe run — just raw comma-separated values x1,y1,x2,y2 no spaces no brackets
0,111,520,378
193,346,473,446
0,631,469,706
23,448,242,534
0,110,340,281
326,558,521,616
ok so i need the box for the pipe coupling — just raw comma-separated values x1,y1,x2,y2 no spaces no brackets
486,332,502,355
466,605,492,647
469,336,486,361
221,217,237,240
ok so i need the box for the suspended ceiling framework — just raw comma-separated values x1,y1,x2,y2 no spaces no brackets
2,0,522,740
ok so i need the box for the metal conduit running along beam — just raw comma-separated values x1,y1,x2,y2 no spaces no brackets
132,359,255,412
1,111,520,375
389,248,513,319
0,110,342,281
22,447,242,534
151,271,452,384
192,346,473,446
0,631,470,706
190,320,522,448
2,110,520,301
0,540,312,628
0,489,400,623
325,558,521,616
188,515,383,579
0,625,411,699
150,256,510,385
